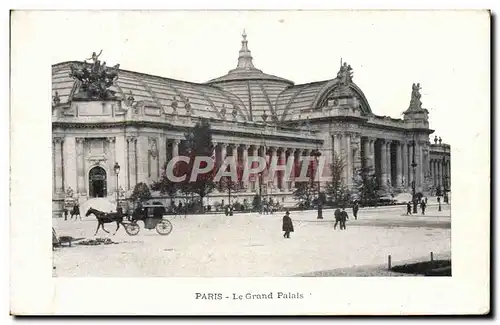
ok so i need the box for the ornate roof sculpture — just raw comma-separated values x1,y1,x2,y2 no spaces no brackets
69,50,120,100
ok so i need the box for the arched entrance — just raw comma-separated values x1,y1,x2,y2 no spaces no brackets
89,166,107,198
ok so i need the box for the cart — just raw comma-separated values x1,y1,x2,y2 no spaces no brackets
123,204,173,236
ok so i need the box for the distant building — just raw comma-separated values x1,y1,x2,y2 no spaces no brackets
52,32,450,215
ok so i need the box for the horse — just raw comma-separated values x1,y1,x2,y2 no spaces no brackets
85,207,126,236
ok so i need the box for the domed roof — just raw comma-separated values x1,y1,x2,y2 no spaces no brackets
206,31,294,122
206,30,294,85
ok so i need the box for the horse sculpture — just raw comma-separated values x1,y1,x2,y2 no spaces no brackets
85,207,125,236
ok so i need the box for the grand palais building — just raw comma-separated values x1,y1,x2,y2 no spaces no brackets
51,32,451,215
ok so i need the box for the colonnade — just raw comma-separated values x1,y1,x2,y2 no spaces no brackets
331,133,430,190
429,158,451,190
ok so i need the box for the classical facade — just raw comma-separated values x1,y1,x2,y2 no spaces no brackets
52,32,451,215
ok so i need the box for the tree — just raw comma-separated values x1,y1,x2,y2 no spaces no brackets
130,182,151,203
325,152,350,206
293,181,315,209
352,158,381,206
178,119,216,212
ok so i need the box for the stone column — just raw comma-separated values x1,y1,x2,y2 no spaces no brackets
433,160,437,187
291,148,301,189
126,136,137,190
345,133,352,186
252,146,260,192
53,137,64,195
414,141,421,189
136,136,148,184
278,148,286,191
333,134,342,157
241,144,249,191
369,138,376,169
408,142,414,187
62,137,77,194
352,135,362,173
269,147,278,190
438,160,442,188
448,160,451,188
219,143,227,167
363,138,371,169
396,141,403,188
106,137,116,197
402,142,408,189
419,142,425,188
380,139,387,186
75,137,86,195
158,135,167,175
386,141,392,187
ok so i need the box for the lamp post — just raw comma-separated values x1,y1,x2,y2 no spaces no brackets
113,162,120,211
411,135,418,214
311,148,323,219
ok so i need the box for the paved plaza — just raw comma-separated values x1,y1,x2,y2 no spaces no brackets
53,204,451,277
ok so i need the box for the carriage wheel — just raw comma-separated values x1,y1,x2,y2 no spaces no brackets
156,220,173,236
124,223,140,236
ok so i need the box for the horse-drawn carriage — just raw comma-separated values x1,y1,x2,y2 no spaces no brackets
85,203,173,236
123,203,173,236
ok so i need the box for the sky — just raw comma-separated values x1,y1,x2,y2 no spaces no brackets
14,10,490,143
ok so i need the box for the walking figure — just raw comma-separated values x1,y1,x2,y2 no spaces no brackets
282,210,294,239
437,196,442,212
420,200,426,215
406,201,412,215
334,207,341,230
340,208,349,230
352,201,359,220
71,203,81,220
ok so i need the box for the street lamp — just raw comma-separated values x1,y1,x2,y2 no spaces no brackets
114,162,120,211
311,148,323,219
411,135,418,214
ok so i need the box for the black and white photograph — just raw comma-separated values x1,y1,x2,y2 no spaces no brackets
10,9,490,315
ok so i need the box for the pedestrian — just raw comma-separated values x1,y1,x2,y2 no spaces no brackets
352,201,359,220
340,207,349,230
282,210,294,239
406,201,412,215
420,200,426,215
437,196,442,212
334,207,342,230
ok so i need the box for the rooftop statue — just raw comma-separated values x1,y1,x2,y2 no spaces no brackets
408,83,423,110
337,62,353,86
69,50,119,100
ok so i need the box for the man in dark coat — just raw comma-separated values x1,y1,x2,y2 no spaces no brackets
282,210,294,239
420,200,427,215
334,208,342,230
406,202,412,215
340,208,349,230
352,201,359,220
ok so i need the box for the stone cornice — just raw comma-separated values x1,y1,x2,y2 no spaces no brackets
52,120,322,144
